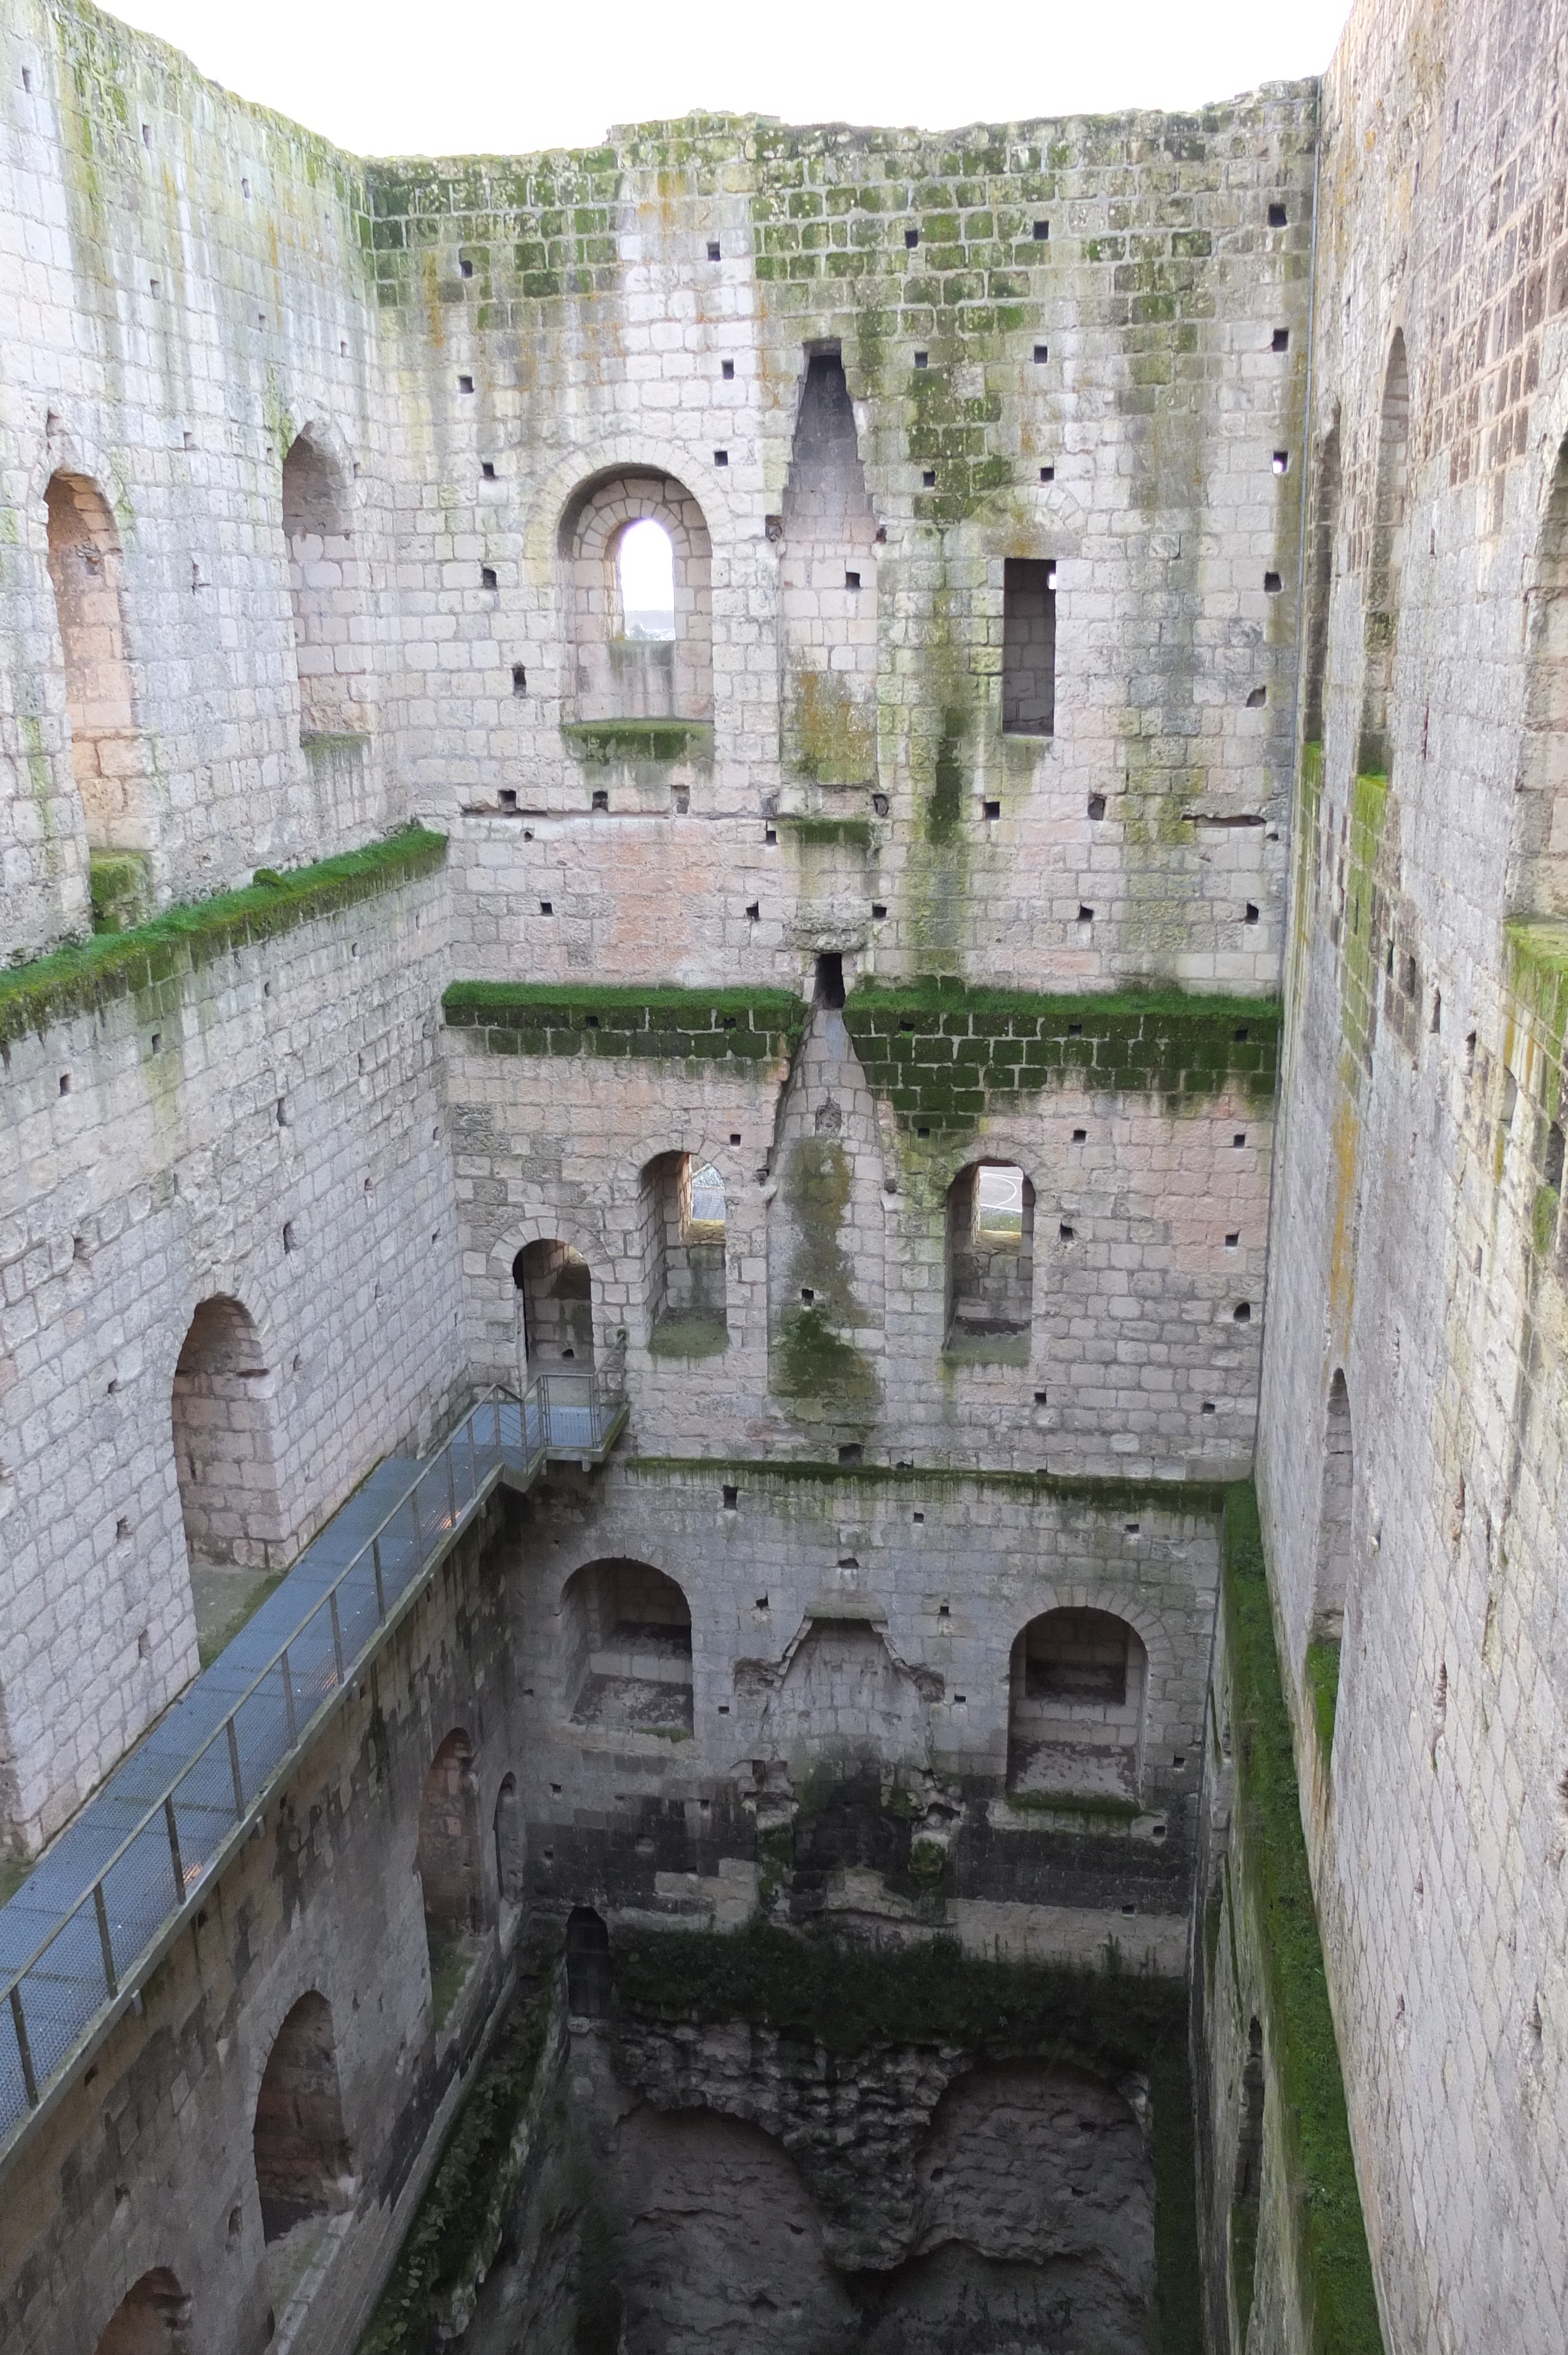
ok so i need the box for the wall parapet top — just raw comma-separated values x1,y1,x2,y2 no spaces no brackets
442,981,808,1063
0,827,447,1054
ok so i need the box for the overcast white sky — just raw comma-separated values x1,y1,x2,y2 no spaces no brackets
102,0,1355,159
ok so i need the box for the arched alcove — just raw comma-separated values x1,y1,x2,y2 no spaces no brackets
1312,1371,1354,1654
1302,407,1341,745
44,470,148,854
171,1296,283,1573
560,470,712,723
1512,436,1568,914
565,1905,612,2016
253,1992,353,2244
1007,1607,1148,1802
417,1729,483,1996
945,1162,1035,1361
94,2270,192,2355
780,346,880,784
640,1150,728,1357
493,1772,524,1909
281,433,365,736
560,1559,693,1736
513,1238,595,1370
1357,333,1409,776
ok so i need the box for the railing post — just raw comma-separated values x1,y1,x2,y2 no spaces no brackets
226,1717,245,1821
373,1535,386,1622
329,1590,345,1686
9,1986,38,2108
164,1795,185,1906
446,1444,457,1530
93,1883,118,1999
469,1412,479,1494
281,1649,297,1747
410,1481,423,1564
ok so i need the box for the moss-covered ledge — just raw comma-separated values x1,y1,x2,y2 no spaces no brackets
844,977,1280,1132
443,980,808,1063
1,828,447,1053
1223,1485,1381,2353
561,718,713,765
612,1924,1201,2354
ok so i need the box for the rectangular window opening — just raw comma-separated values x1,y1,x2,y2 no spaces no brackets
1002,558,1055,737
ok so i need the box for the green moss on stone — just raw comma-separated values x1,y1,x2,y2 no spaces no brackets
1534,1183,1562,1259
1,828,447,1051
562,718,714,765
629,1454,1228,1516
1303,1640,1340,1759
779,814,873,850
88,851,153,935
443,981,807,1064
648,1311,729,1359
1224,1487,1382,2355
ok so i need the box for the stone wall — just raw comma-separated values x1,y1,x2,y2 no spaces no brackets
0,839,464,1853
1255,0,1568,2343
0,1498,527,2355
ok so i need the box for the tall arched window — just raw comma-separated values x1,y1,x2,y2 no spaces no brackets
1008,1608,1148,1802
94,2271,192,2355
281,433,364,737
560,470,712,725
641,1151,728,1356
44,471,148,857
253,1993,353,2245
1512,436,1568,915
560,1559,693,1737
945,1162,1034,1361
493,1772,524,1910
1357,334,1408,777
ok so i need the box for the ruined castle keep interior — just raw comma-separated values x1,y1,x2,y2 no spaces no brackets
4,0,1568,2346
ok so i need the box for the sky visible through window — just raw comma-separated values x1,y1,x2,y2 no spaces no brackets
103,0,1356,161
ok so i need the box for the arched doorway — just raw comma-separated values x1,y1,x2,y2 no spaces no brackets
1007,1607,1148,1802
94,2270,192,2355
513,1239,595,1372
171,1296,285,1667
945,1162,1035,1360
417,1729,484,2025
565,1905,612,2017
560,1560,693,1736
253,1993,353,2243
641,1151,728,1356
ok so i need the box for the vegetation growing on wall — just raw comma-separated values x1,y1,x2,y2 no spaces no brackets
442,980,808,1063
358,1966,562,2355
1223,1485,1381,2354
843,976,1280,1131
561,718,713,765
630,1452,1230,1518
612,1923,1202,2354
0,828,447,1052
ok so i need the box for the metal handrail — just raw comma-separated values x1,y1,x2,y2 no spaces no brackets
0,1369,622,2149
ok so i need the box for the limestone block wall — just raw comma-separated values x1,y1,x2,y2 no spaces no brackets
0,0,394,964
1256,0,1568,2341
501,1457,1222,1973
0,1501,528,2355
373,99,1316,997
0,848,465,1856
443,984,1275,1477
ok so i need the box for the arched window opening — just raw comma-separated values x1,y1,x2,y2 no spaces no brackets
253,1994,353,2251
780,346,879,784
417,1729,484,2023
44,472,149,862
493,1772,524,1910
560,1560,693,1737
565,1905,612,2017
1513,437,1568,916
642,1152,728,1358
514,1239,595,1370
281,434,364,738
560,470,712,725
1302,409,1340,745
1002,558,1057,737
1357,334,1409,777
945,1163,1034,1362
94,2270,193,2355
1229,2018,1266,2349
172,1296,284,1665
617,517,676,640
1007,1608,1148,1802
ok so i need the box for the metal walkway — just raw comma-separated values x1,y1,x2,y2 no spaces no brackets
0,1375,625,2173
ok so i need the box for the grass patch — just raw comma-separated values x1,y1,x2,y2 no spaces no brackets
1,828,447,1050
429,1936,479,2032
1303,1639,1341,1760
443,980,807,1064
1224,1485,1382,2354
